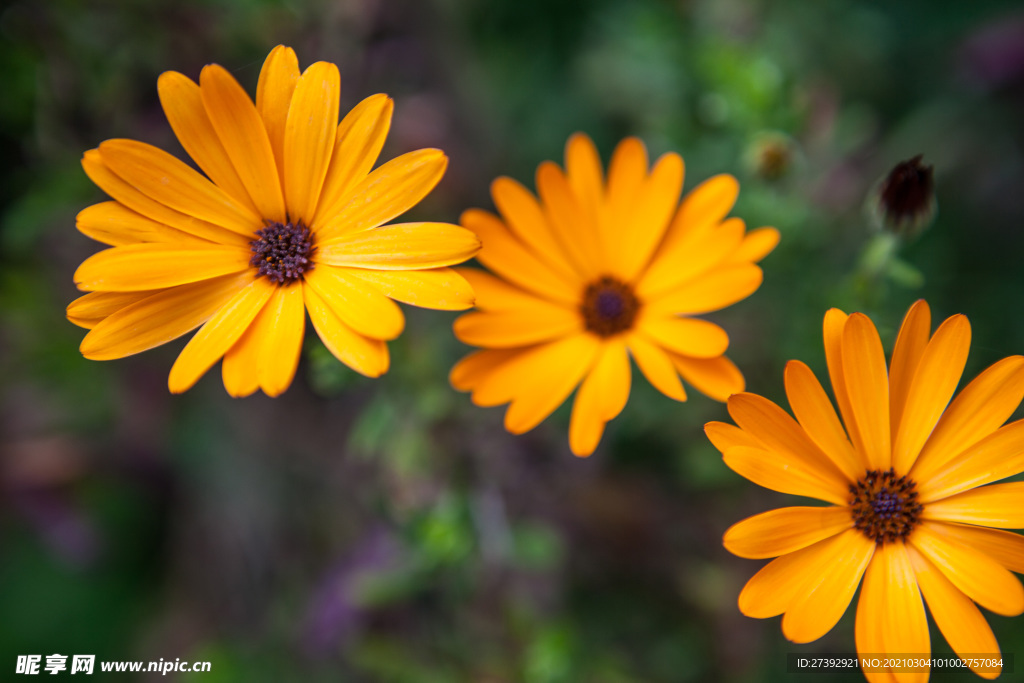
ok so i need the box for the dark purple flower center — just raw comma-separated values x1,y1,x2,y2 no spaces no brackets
849,468,923,544
580,276,639,337
596,290,624,319
250,220,315,284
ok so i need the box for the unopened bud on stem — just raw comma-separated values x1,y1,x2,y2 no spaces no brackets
869,155,936,239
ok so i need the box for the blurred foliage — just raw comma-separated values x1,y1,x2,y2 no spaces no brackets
3,0,1024,680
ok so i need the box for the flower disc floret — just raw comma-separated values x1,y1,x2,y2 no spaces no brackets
580,276,638,337
250,220,315,284
849,468,923,544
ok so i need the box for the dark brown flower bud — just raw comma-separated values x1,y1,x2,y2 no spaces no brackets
744,132,797,181
871,155,937,239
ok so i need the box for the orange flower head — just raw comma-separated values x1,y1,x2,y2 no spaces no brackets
68,45,481,396
451,133,779,456
711,300,1024,681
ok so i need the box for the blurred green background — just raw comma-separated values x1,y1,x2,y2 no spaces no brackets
2,0,1024,680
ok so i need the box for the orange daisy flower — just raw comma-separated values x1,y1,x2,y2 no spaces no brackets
710,300,1024,681
451,134,779,456
67,45,480,396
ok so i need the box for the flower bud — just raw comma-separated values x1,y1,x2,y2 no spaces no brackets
870,155,936,239
744,131,797,181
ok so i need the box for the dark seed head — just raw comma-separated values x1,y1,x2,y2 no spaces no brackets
580,276,639,337
849,468,923,544
250,220,315,284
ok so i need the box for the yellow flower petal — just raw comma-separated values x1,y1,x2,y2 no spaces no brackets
727,226,779,264
569,339,631,456
906,543,1002,680
644,264,763,315
471,335,601,409
932,523,1024,574
490,176,580,283
313,94,393,229
80,273,250,360
723,506,853,559
616,152,684,280
302,264,404,340
222,288,306,399
460,208,579,305
862,543,931,683
726,392,850,492
98,139,262,236
855,549,901,683
74,243,251,292
199,63,286,223
892,313,970,474
636,313,728,359
604,138,648,264
221,317,262,398
704,421,759,452
626,332,686,401
670,354,744,402
887,300,931,444
449,348,522,393
252,283,305,397
911,355,1024,484
256,45,300,183
67,290,155,329
316,149,448,240
659,174,739,252
316,222,480,270
822,307,867,462
303,284,389,377
453,307,581,348
76,201,212,247
783,360,861,482
564,134,606,262
842,312,891,470
157,70,259,215
722,446,848,505
923,482,1024,528
283,61,340,224
536,161,603,278
564,132,604,217
80,150,247,245
918,419,1024,501
167,277,276,393
636,217,744,300
781,529,874,644
737,530,855,619
910,522,1024,616
345,267,474,311
455,267,558,311
503,336,602,435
